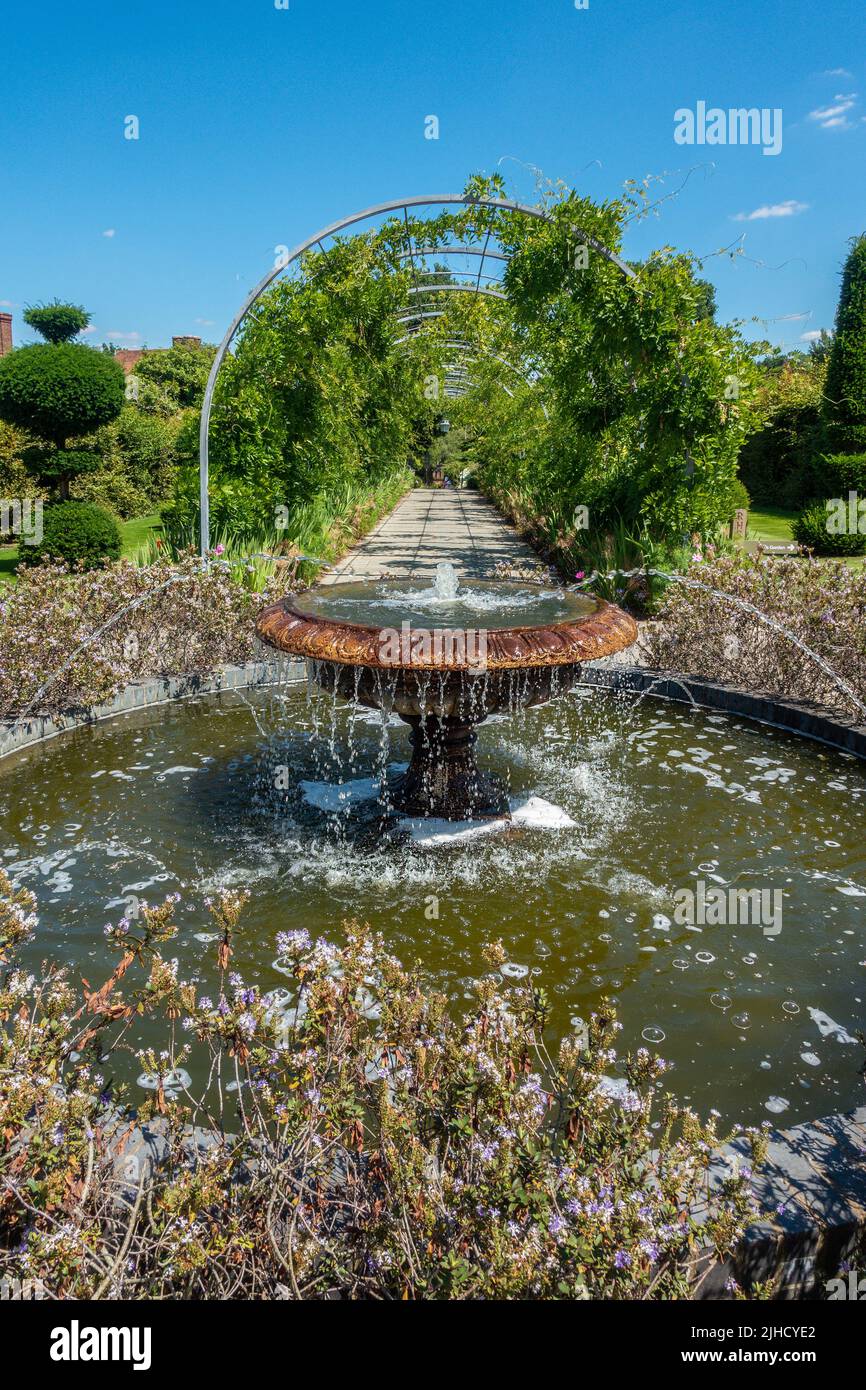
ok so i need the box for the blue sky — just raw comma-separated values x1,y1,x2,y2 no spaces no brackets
1,0,863,353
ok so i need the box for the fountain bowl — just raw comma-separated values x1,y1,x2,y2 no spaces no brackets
256,578,638,820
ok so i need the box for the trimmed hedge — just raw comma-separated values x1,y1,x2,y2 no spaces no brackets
19,500,122,570
792,499,866,556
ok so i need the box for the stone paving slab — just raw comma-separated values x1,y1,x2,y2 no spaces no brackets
320,487,543,584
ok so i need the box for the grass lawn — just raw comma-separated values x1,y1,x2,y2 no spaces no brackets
0,510,164,584
746,506,796,545
119,511,163,559
745,505,866,568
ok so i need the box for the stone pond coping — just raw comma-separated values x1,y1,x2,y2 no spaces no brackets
3,654,866,1297
581,659,866,762
0,656,307,763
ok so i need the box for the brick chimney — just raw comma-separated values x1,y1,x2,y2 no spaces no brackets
0,313,12,357
172,335,201,349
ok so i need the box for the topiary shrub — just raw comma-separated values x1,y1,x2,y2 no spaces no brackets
22,300,90,344
728,478,750,513
792,499,866,556
821,451,866,494
18,500,122,570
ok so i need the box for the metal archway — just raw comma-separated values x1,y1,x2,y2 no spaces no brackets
199,194,633,556
394,332,549,418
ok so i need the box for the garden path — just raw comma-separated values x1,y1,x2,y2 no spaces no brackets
319,487,541,584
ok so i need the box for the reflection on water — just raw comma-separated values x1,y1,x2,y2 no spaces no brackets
1,682,865,1126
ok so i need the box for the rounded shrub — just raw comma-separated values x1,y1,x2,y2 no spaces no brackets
792,500,866,556
0,344,125,449
728,478,750,513
19,500,122,570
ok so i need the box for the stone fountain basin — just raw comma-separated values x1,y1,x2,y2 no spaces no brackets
257,580,638,818
256,580,638,719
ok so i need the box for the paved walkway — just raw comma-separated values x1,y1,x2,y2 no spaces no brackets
320,488,543,584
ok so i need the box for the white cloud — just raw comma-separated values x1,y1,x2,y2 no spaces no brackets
0,299,14,308
101,228,116,238
824,68,853,79
106,330,142,342
800,329,828,342
194,317,215,326
809,93,858,128
733,199,809,222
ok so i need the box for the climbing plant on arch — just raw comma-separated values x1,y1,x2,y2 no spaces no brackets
176,174,756,560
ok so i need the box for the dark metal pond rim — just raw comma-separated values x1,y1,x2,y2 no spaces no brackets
3,656,865,766
580,664,866,762
0,658,306,765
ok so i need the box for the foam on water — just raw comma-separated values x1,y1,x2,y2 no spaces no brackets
2,683,865,1126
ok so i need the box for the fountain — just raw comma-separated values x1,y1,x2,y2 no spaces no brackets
256,562,638,819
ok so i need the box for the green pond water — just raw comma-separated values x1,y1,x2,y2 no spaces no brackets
2,681,865,1126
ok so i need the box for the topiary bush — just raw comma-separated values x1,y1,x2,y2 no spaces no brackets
18,499,122,570
22,300,90,344
821,451,866,495
0,344,125,452
792,500,866,556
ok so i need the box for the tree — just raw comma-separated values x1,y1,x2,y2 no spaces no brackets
23,300,90,344
0,303,125,499
135,340,216,413
824,234,866,450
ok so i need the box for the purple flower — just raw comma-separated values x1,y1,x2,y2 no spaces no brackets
614,1250,632,1269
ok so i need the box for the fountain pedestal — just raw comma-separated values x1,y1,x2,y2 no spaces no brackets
256,575,638,823
390,714,510,820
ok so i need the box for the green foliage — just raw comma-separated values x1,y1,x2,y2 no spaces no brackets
792,499,866,556
33,448,100,485
0,344,125,470
163,463,411,584
825,234,866,450
728,477,750,513
819,450,866,495
73,405,185,518
135,340,216,413
0,421,41,502
19,500,122,571
168,233,427,544
23,300,90,344
437,182,757,551
737,359,828,507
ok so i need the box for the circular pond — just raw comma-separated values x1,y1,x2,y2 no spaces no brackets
2,681,865,1125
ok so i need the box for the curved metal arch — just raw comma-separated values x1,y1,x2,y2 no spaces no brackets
395,331,547,414
199,193,631,555
403,282,508,300
396,246,509,263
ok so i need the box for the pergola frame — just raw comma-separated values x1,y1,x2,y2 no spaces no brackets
198,194,632,556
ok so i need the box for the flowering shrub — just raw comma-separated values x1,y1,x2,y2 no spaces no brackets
0,870,767,1300
0,557,282,718
645,550,866,718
